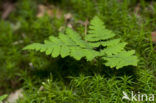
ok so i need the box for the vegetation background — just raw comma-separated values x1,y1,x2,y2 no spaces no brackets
0,0,156,103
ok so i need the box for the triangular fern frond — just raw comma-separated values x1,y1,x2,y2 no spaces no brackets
85,16,122,55
85,16,115,42
24,16,139,69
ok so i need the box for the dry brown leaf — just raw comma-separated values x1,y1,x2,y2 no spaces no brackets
151,32,156,43
64,13,72,21
5,89,23,103
37,4,46,18
2,2,15,19
37,4,62,18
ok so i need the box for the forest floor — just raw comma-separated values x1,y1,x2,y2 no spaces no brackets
0,0,156,103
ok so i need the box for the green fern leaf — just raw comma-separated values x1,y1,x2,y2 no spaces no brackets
85,16,115,42
24,16,138,69
100,42,127,55
103,50,138,69
24,28,98,61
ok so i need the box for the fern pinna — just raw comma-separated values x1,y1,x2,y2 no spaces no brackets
24,16,138,69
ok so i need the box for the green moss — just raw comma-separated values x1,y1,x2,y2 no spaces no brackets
0,0,156,102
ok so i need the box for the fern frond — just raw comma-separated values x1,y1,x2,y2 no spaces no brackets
85,16,126,56
24,16,138,69
24,28,99,61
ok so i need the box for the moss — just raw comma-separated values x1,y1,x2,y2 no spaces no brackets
0,0,156,102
